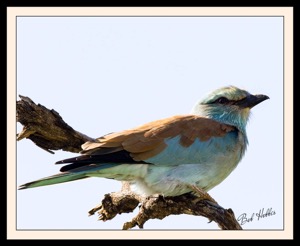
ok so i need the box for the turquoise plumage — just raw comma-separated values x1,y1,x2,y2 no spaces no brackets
19,86,269,197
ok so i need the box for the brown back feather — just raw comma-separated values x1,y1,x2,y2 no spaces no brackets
81,115,235,161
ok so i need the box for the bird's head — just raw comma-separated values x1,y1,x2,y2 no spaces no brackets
191,86,269,133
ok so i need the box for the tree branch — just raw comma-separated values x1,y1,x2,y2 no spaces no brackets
16,95,242,230
17,95,94,153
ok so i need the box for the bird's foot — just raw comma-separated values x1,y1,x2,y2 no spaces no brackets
147,193,164,200
189,185,218,204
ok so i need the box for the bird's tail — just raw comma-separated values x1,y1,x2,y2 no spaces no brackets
18,172,88,190
18,162,119,190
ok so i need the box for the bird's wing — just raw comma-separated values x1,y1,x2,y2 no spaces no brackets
83,115,235,160
56,115,236,172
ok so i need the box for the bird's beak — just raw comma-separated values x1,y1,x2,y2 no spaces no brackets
236,94,270,109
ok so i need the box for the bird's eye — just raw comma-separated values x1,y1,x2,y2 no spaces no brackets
215,97,229,104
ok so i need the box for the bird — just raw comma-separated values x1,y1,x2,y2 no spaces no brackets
18,86,269,200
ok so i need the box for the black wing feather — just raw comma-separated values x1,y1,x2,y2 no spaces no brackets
56,150,149,172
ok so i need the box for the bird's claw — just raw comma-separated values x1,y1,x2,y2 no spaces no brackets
190,185,218,204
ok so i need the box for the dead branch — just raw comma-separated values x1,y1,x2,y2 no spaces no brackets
17,95,94,153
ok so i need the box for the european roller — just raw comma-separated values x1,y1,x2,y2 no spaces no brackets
19,86,269,199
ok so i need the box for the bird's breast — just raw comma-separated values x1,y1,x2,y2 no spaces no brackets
133,130,247,196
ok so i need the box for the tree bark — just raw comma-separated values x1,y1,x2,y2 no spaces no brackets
16,95,242,230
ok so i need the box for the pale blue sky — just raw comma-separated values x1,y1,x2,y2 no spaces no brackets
17,16,283,230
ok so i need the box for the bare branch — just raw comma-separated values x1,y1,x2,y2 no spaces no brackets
17,95,94,153
88,191,242,230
